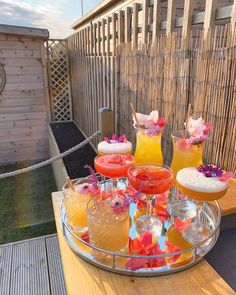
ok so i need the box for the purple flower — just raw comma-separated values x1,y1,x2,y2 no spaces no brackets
84,165,99,189
197,164,224,177
104,134,127,143
146,124,161,137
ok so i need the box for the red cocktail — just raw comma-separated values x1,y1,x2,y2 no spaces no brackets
94,154,134,178
127,164,173,237
128,165,173,195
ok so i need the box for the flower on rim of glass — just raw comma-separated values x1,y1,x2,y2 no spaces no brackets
197,164,224,178
111,195,130,213
104,134,127,144
185,116,213,144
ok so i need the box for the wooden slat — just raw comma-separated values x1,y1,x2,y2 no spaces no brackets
152,0,161,43
3,75,43,83
166,0,176,35
101,19,106,55
181,0,194,49
142,0,149,44
97,22,101,55
133,3,139,47
0,57,42,67
0,244,12,295
204,0,216,38
125,7,132,43
118,10,125,45
0,49,41,58
46,235,67,295
231,0,236,31
10,238,50,295
112,13,117,55
4,66,43,75
107,17,111,55
52,192,235,295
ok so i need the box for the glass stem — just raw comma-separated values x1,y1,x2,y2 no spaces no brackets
195,202,203,230
147,195,154,217
112,178,118,195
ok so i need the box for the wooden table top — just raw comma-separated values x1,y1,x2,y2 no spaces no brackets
52,192,235,295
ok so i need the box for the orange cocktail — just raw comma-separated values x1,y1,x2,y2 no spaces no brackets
94,154,134,178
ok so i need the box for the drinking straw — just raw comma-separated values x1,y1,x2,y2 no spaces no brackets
130,102,141,128
185,103,192,136
66,176,75,191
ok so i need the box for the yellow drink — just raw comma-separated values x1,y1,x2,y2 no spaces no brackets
62,179,91,234
134,128,163,164
171,130,203,178
166,226,193,267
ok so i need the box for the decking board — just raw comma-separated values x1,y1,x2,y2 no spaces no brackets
0,235,66,295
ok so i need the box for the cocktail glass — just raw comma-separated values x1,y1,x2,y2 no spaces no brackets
94,154,134,192
62,177,97,234
171,130,204,178
87,196,130,263
127,164,173,237
176,171,228,245
134,127,163,164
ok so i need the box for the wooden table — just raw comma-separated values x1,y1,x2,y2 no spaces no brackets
52,192,235,295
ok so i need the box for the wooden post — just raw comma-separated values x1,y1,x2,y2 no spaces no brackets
98,107,115,138
125,7,132,43
152,0,161,43
118,10,124,45
166,0,176,35
102,19,106,55
107,16,111,55
112,13,117,55
204,0,216,39
133,3,139,48
231,0,236,32
181,0,194,50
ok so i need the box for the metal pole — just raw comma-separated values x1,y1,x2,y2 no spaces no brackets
81,0,84,16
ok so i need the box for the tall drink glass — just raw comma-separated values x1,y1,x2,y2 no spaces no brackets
134,127,163,164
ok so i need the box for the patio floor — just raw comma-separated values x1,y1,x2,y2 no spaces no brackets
0,234,67,295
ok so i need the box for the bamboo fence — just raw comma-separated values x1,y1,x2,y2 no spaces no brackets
66,0,236,172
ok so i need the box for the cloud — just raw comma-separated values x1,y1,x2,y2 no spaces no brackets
0,0,73,38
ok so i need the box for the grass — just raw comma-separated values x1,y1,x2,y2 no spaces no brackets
0,160,57,245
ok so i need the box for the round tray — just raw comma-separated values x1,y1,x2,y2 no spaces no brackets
61,197,221,276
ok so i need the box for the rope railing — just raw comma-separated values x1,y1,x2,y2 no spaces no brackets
0,130,101,180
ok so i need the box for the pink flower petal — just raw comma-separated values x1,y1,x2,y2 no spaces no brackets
125,258,147,271
140,232,152,247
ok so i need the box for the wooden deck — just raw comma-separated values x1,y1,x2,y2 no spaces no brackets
0,234,67,295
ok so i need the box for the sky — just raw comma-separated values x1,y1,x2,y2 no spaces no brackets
0,0,102,38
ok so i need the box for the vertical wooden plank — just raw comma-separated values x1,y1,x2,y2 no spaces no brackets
231,0,236,31
118,10,124,45
133,3,139,47
41,41,52,121
107,16,111,55
97,21,101,55
112,13,117,55
204,0,216,39
166,0,176,35
152,0,161,43
93,23,97,56
0,244,12,295
102,19,106,55
125,7,132,43
181,0,194,49
142,0,149,44
90,22,93,55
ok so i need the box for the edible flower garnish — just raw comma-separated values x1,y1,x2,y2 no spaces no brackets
133,110,166,136
75,183,96,194
219,172,236,182
153,204,170,222
80,231,89,243
104,134,127,143
197,164,224,178
84,164,100,190
111,196,130,213
126,232,167,270
174,218,192,232
185,116,213,144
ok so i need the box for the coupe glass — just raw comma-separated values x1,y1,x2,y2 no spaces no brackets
127,163,173,237
94,154,134,192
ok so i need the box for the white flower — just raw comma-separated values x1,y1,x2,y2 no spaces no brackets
133,110,159,128
148,111,159,123
185,116,205,137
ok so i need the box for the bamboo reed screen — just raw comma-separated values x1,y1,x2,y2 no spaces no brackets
68,23,236,172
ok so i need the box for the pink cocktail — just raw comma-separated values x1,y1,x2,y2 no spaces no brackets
94,154,134,178
127,164,173,237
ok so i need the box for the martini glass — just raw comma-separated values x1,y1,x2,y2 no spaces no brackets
94,154,134,192
127,163,173,237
